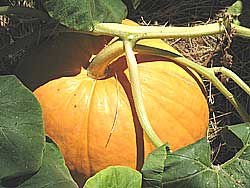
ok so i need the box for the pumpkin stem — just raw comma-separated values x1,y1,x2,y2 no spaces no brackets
87,40,124,79
123,39,164,148
87,39,165,147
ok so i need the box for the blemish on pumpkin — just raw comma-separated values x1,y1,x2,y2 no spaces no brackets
74,104,77,108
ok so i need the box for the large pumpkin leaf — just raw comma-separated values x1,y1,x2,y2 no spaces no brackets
226,123,249,145
0,138,78,188
142,144,168,188
142,123,250,188
84,166,142,188
43,0,127,31
0,75,45,180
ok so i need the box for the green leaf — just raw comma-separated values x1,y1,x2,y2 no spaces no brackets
142,144,168,188
43,0,128,31
0,138,78,188
161,139,214,188
221,123,250,188
226,0,242,25
0,76,77,187
0,75,45,180
142,123,250,188
227,123,250,145
84,166,142,188
227,0,242,16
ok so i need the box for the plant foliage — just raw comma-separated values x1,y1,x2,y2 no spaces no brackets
43,0,128,31
142,123,250,188
0,76,78,188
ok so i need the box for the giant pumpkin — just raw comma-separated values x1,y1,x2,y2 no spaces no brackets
15,20,209,179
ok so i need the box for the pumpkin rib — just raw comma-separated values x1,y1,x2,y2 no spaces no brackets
137,63,207,124
164,105,199,140
71,77,86,172
83,78,97,175
95,79,120,147
135,62,208,148
139,63,196,86
115,71,146,170
167,98,208,141
102,75,120,148
147,95,202,146
163,94,207,124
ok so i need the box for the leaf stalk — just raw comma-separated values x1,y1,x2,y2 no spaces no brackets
123,39,164,148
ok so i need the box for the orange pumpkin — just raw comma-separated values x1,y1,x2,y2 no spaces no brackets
15,20,209,179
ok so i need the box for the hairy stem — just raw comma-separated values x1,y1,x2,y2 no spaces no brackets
93,22,250,40
234,24,250,38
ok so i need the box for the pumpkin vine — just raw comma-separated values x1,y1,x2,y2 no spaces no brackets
93,19,250,40
87,18,250,147
88,38,250,147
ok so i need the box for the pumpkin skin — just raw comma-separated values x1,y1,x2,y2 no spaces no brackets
15,20,209,178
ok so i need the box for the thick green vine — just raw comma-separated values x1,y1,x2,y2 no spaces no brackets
93,22,250,40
